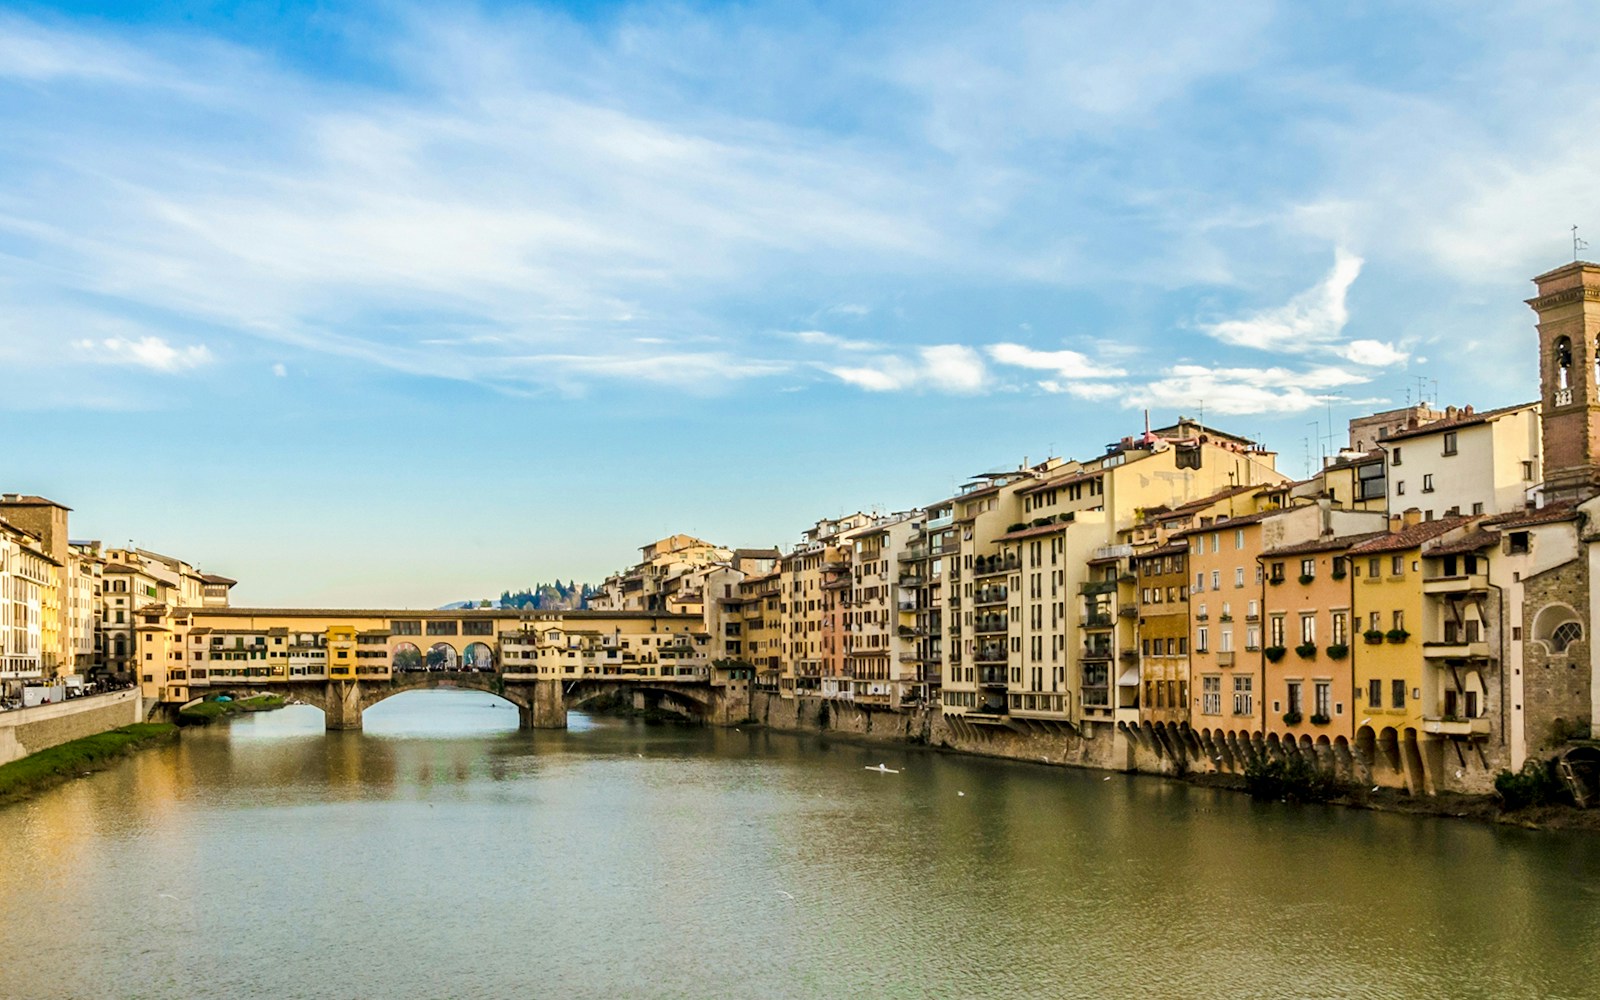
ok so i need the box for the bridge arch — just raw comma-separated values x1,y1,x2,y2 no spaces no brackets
462,642,495,671
392,642,422,672
426,642,458,671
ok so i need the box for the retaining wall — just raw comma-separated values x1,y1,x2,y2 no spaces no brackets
0,690,144,766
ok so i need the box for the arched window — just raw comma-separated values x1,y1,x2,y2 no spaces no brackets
1534,604,1583,653
1556,336,1573,390
1551,621,1583,653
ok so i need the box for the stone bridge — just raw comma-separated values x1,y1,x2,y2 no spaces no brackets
272,671,743,731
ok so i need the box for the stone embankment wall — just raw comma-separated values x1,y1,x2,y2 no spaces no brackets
750,693,1502,795
0,690,144,766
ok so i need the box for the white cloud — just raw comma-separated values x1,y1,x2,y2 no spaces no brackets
1202,250,1363,352
788,330,879,351
1341,339,1409,367
74,336,212,372
1127,363,1366,416
271,362,287,377
823,344,986,393
986,342,1125,379
919,344,987,392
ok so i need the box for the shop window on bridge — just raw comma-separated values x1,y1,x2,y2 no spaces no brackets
391,620,421,635
426,620,459,636
463,620,494,636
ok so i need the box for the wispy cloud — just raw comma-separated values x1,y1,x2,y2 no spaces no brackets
825,345,987,393
73,336,213,372
986,343,1125,380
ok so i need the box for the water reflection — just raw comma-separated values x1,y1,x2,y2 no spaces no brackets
0,690,1597,1000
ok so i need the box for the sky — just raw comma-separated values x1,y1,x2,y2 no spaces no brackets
2,1,1597,607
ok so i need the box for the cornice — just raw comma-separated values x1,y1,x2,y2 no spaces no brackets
1527,286,1600,311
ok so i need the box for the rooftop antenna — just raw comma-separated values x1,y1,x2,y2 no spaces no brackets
1575,224,1588,262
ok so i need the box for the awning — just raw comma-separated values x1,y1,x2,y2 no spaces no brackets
1116,668,1140,687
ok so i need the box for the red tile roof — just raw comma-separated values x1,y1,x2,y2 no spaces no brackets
1346,517,1472,555
1378,401,1537,443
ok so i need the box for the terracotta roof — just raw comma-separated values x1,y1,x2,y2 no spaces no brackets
0,495,71,510
1261,531,1387,558
1322,449,1385,471
1169,506,1295,538
1016,469,1100,496
1484,502,1579,529
1136,541,1190,559
1346,517,1471,555
1425,531,1499,557
1158,484,1262,519
200,574,237,586
177,607,699,621
1378,401,1537,443
102,564,144,575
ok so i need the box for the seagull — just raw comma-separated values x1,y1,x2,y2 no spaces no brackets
158,893,180,901
1372,786,1380,792
774,890,794,900
865,764,900,773
957,791,966,797
1103,776,1111,781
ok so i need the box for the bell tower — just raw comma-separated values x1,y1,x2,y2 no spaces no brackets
1529,261,1600,503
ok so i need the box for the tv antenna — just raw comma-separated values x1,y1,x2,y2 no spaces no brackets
1575,225,1589,262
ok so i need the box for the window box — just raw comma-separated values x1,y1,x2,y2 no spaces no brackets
1282,710,1303,726
1298,574,1315,585
1294,642,1318,659
1386,628,1410,643
1263,645,1287,662
1363,629,1385,644
1310,713,1331,726
1268,576,1285,586
1326,643,1349,660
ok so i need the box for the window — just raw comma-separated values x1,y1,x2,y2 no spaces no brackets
1550,620,1583,653
1332,612,1347,645
1391,679,1406,708
1220,629,1234,652
1196,626,1209,653
1300,614,1316,644
1391,555,1404,577
1196,572,1205,592
1391,447,1402,466
1368,678,1382,706
1300,558,1315,579
1234,567,1245,588
1210,570,1221,590
1472,502,1484,515
1269,614,1285,647
1235,529,1245,550
1422,474,1434,493
1247,599,1258,619
1286,681,1303,716
1443,431,1458,456
1202,676,1222,714
1233,675,1253,716
1509,531,1530,554
1314,681,1331,718
1392,610,1405,631
1396,480,1406,495
1522,461,1534,481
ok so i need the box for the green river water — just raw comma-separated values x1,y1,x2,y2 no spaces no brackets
0,690,1596,999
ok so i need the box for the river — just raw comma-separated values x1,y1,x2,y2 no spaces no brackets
0,690,1596,999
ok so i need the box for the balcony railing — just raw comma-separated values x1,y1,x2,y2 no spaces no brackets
978,667,1008,687
975,618,1008,635
974,588,1008,606
1081,613,1113,628
973,555,1020,577
1080,579,1117,596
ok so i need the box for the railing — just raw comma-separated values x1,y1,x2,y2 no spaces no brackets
978,667,1008,686
974,588,1008,606
1081,613,1113,628
973,555,1020,577
1082,644,1113,660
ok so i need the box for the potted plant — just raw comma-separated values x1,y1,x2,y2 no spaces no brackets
1363,628,1385,644
1282,710,1303,725
1263,645,1287,662
1386,628,1410,643
1295,641,1318,659
1298,573,1315,585
1310,712,1331,726
1326,643,1349,660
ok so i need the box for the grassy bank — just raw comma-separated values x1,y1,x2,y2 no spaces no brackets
0,723,178,806
177,694,285,726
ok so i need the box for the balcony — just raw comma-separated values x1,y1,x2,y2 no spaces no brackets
898,548,928,564
1080,613,1113,628
899,575,926,588
978,667,1008,687
975,618,1008,635
1423,640,1491,660
1423,572,1489,594
897,600,918,612
1080,580,1117,596
1081,644,1113,661
974,588,1008,607
1422,716,1491,737
976,646,1008,665
932,539,960,556
974,555,1019,578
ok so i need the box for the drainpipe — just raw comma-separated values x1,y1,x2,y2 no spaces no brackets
1487,571,1508,757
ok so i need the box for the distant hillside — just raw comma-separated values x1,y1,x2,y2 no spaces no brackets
441,581,596,612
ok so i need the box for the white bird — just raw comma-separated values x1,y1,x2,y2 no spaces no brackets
1372,786,1380,792
865,764,900,773
957,791,966,797
158,893,179,901
774,890,794,900
1103,776,1112,781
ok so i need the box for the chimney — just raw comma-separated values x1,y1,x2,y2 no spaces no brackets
1388,513,1403,533
1402,507,1423,528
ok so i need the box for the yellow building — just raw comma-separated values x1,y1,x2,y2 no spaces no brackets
1347,514,1466,791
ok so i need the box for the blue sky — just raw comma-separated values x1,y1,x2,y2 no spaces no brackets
2,1,1595,606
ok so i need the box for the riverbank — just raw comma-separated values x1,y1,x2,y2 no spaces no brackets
177,694,286,726
747,694,1600,834
0,722,178,806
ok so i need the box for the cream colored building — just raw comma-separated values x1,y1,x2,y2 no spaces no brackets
1380,403,1541,519
0,520,49,696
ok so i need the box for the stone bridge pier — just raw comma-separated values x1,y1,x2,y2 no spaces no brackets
292,676,570,732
